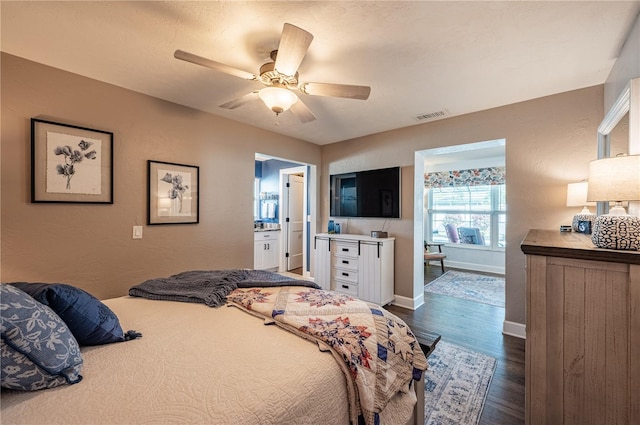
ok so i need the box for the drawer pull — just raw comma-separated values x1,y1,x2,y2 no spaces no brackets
342,285,349,289
342,272,349,277
342,260,349,264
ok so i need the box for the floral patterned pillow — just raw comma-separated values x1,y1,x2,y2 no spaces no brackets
0,284,83,391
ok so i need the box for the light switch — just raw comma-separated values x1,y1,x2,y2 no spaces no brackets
132,226,143,239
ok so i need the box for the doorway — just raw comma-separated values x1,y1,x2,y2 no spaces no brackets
254,154,315,278
413,139,506,311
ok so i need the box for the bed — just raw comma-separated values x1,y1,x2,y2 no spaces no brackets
1,270,427,425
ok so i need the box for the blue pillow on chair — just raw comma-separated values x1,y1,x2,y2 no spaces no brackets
9,282,125,346
458,227,485,245
1,285,83,391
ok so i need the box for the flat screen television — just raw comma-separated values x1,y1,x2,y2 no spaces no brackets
330,167,401,218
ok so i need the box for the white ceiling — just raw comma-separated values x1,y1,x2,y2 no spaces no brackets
2,1,639,145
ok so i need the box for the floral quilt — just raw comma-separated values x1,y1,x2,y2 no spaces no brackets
227,286,428,425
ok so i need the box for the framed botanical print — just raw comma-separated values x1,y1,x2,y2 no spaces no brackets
148,160,199,225
31,118,114,203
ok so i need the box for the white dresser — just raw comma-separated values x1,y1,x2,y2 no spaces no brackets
314,233,394,305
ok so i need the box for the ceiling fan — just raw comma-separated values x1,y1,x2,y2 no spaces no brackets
174,23,371,124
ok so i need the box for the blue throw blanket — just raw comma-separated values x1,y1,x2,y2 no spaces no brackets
128,269,319,307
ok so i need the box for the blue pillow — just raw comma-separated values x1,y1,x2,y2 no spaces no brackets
1,285,83,391
10,283,125,346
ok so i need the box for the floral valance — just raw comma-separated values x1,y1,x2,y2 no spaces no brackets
425,166,505,188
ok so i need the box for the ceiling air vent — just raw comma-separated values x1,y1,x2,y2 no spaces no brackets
415,110,448,121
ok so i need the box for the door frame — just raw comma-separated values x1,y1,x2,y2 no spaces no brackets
255,154,316,278
280,166,309,276
414,140,506,313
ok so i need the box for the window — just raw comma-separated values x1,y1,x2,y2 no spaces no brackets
428,185,505,248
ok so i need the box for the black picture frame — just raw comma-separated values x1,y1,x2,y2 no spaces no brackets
577,220,592,234
148,160,199,225
31,118,113,203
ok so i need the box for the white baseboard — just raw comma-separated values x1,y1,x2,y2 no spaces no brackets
392,292,424,310
503,320,526,339
444,260,505,275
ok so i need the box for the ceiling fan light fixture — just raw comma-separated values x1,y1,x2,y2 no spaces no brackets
175,23,368,124
258,87,298,114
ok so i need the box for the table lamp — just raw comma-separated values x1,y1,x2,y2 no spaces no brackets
587,154,640,250
566,181,596,232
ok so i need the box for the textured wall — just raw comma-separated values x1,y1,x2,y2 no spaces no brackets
1,53,321,299
321,86,604,326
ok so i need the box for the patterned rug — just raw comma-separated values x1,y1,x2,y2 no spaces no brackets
424,271,505,307
424,341,496,425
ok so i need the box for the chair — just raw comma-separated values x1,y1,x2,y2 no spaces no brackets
424,241,446,273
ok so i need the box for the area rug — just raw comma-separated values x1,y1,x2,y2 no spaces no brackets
424,341,496,425
425,270,505,307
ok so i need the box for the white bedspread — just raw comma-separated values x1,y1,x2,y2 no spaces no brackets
1,296,416,425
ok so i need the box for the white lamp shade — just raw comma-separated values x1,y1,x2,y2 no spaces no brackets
258,87,298,114
566,182,596,207
587,155,640,202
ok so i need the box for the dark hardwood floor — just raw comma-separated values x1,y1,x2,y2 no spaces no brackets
386,267,525,425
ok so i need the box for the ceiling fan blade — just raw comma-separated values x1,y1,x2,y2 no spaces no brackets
274,23,314,77
301,82,371,100
174,49,256,80
290,99,316,123
219,91,260,109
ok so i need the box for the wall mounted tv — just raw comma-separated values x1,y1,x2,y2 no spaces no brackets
330,167,401,218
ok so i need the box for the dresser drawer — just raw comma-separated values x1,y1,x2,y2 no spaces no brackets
333,256,358,271
254,231,280,242
333,242,359,258
333,268,358,284
333,279,359,297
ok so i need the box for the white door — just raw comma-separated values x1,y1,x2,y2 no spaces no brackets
286,174,304,270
